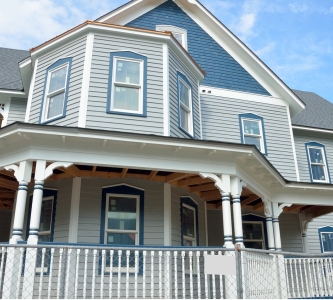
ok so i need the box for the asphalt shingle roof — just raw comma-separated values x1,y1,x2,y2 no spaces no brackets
292,90,333,130
0,47,30,91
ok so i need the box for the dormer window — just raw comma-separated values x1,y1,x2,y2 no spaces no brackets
156,25,188,50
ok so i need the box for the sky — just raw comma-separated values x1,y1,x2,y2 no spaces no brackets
0,0,332,102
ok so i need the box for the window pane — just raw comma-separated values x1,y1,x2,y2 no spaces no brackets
311,165,326,181
113,86,139,111
243,120,260,135
40,200,53,232
184,239,193,246
48,66,67,94
47,92,65,119
309,148,324,164
179,80,190,107
115,60,140,85
106,232,136,245
243,223,263,240
321,233,333,252
180,107,189,131
173,33,183,45
243,241,264,249
182,206,195,238
107,196,137,230
244,136,261,150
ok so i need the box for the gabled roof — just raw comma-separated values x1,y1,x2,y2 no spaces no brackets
0,47,30,91
292,90,333,131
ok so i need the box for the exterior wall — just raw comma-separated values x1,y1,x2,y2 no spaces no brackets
7,97,27,125
294,131,333,183
85,34,164,135
127,0,270,95
308,214,333,254
201,94,297,181
207,209,224,246
28,36,86,126
0,210,12,242
169,48,201,139
171,186,206,246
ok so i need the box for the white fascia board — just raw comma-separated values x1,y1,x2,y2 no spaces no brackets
293,125,333,135
162,43,170,136
0,89,26,96
19,58,32,96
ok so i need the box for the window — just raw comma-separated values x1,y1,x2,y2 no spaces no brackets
318,226,333,253
156,25,188,50
305,142,331,183
239,113,267,155
107,52,147,117
243,221,265,249
40,58,72,123
177,72,194,137
181,197,199,246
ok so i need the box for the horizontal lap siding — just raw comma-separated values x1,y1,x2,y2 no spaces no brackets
7,97,27,124
294,133,333,183
78,178,164,246
169,48,201,139
86,35,164,135
308,214,333,254
201,94,297,181
29,36,86,126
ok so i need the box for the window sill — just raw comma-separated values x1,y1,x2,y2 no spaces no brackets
178,126,195,139
106,110,147,118
39,114,66,125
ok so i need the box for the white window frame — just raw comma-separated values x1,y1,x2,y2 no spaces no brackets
242,221,266,250
178,77,193,136
111,57,144,114
307,146,329,183
241,118,265,153
42,63,69,123
320,232,333,253
182,203,197,246
104,193,140,273
156,25,188,50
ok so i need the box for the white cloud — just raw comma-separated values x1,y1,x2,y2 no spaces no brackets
236,13,256,38
255,42,276,57
288,3,308,13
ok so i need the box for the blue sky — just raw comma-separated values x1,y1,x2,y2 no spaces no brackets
1,0,332,102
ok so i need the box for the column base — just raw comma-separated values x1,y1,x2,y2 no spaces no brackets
27,235,39,245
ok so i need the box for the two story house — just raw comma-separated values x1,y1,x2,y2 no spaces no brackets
0,0,333,298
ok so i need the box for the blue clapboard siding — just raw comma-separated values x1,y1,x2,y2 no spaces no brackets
201,93,297,181
169,48,201,139
294,132,333,183
29,36,86,126
7,97,27,124
86,34,164,135
127,0,270,96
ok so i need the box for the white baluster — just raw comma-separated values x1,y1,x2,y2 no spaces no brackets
327,258,333,296
143,251,146,299
181,251,185,299
75,249,80,299
151,251,154,299
159,251,162,299
189,251,193,299
174,251,178,299
316,258,324,297
285,258,291,299
212,252,216,299
83,249,89,299
16,248,24,299
303,258,309,298
118,250,122,299
109,250,114,299
307,258,314,298
101,250,105,299
293,258,300,298
165,251,170,299
65,248,72,299
126,250,130,299
57,248,64,299
298,258,305,298
92,249,97,299
196,251,201,299
218,251,223,299
39,248,46,299
135,251,139,299
311,258,318,297
0,247,6,295
321,259,328,296
47,248,55,299
204,251,208,299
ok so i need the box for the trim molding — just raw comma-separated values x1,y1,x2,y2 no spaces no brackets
68,178,81,243
25,58,39,122
318,226,333,253
164,183,172,246
163,44,170,136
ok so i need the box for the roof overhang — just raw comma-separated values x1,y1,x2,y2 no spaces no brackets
97,0,305,117
293,125,333,135
18,56,32,96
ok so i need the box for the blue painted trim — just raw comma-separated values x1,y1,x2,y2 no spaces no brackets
318,226,333,253
180,197,199,246
100,184,145,275
177,71,195,139
239,113,268,155
242,214,268,250
39,57,72,124
106,51,147,117
305,142,331,184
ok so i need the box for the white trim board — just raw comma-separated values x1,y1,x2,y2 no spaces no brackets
163,43,170,136
293,125,333,135
24,58,38,123
68,177,81,243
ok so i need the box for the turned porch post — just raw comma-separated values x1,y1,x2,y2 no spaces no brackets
272,202,291,251
263,199,275,250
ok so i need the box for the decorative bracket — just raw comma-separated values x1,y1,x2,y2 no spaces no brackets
5,161,33,183
199,172,224,193
272,202,292,218
262,197,273,217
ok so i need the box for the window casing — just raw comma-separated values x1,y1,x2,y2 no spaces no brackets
107,52,147,117
306,143,330,183
243,221,266,249
320,232,333,253
40,58,72,124
182,204,197,247
156,25,188,50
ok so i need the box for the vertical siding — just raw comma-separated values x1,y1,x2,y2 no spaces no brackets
171,186,206,246
169,48,201,139
7,97,27,124
78,178,164,245
29,36,86,126
201,94,297,181
308,214,333,254
294,132,333,183
85,34,164,135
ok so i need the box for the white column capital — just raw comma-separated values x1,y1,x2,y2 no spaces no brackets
272,202,292,218
199,172,231,194
5,160,33,183
230,176,246,196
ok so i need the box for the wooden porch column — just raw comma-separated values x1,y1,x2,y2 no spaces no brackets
272,202,292,251
263,199,275,250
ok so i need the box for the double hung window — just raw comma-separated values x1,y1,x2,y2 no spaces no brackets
40,58,72,123
306,142,330,183
178,73,193,137
181,204,197,247
108,52,147,116
320,232,333,252
243,221,265,249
